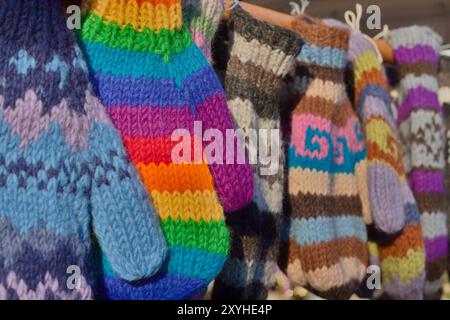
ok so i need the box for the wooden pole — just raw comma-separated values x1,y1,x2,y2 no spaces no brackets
223,1,394,63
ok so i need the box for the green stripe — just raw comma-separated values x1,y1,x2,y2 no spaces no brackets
183,5,218,41
161,218,229,256
80,13,193,59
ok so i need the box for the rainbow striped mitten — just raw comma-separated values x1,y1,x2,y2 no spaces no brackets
80,0,251,299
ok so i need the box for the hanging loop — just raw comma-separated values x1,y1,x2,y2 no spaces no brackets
226,0,240,11
290,0,310,16
345,3,384,64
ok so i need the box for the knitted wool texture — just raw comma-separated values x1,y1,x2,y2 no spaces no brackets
349,31,426,299
80,0,253,299
350,34,406,234
212,6,302,300
388,26,448,299
0,0,167,299
286,15,369,300
182,0,225,62
438,56,450,274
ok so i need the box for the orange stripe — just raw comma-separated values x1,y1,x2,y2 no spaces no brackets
355,68,387,106
379,224,424,259
136,162,215,193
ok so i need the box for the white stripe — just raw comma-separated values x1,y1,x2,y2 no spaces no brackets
231,33,295,77
421,212,448,239
305,78,347,105
398,74,439,105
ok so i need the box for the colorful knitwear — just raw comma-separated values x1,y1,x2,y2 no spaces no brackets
349,33,406,234
80,0,252,299
348,31,426,300
286,15,369,300
377,184,426,299
438,56,450,274
183,0,225,62
212,6,302,300
388,26,447,299
0,0,167,300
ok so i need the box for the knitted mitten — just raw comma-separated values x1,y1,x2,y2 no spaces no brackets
80,0,252,299
182,0,225,62
388,26,447,299
438,57,450,274
349,32,426,299
350,34,407,234
212,6,302,300
286,15,369,300
0,0,166,299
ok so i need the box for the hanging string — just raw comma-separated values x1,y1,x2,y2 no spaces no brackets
373,24,390,41
226,0,240,11
289,0,310,16
344,3,385,64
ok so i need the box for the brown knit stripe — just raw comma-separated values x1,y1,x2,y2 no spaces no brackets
398,62,437,78
226,75,280,119
366,140,405,176
414,192,445,213
292,96,355,127
287,237,368,272
227,56,280,98
298,63,346,83
426,257,448,281
231,8,302,58
292,15,349,50
289,193,362,219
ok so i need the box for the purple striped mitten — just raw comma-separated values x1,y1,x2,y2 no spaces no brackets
388,26,447,300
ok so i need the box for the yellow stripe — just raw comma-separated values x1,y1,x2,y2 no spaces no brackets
365,118,397,154
84,0,182,32
354,50,379,81
151,190,224,223
381,248,426,284
368,241,379,257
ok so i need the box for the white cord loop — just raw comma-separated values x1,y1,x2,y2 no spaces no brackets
344,3,385,64
290,0,310,16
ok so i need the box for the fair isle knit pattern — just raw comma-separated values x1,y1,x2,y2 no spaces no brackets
286,16,368,300
349,32,426,299
80,0,243,300
388,26,447,299
212,6,302,300
183,0,225,62
0,0,167,300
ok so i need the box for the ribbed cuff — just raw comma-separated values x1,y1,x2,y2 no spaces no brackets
0,0,67,46
388,26,442,52
388,26,442,66
231,5,303,66
183,0,225,27
82,0,183,33
293,14,349,51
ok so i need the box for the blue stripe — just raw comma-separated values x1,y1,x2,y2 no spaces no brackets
102,274,208,300
290,216,367,245
93,67,224,108
357,84,392,117
404,203,421,225
83,41,209,85
288,129,367,174
297,44,347,68
103,246,226,280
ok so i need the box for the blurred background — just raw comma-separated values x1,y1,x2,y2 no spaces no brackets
245,0,450,44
